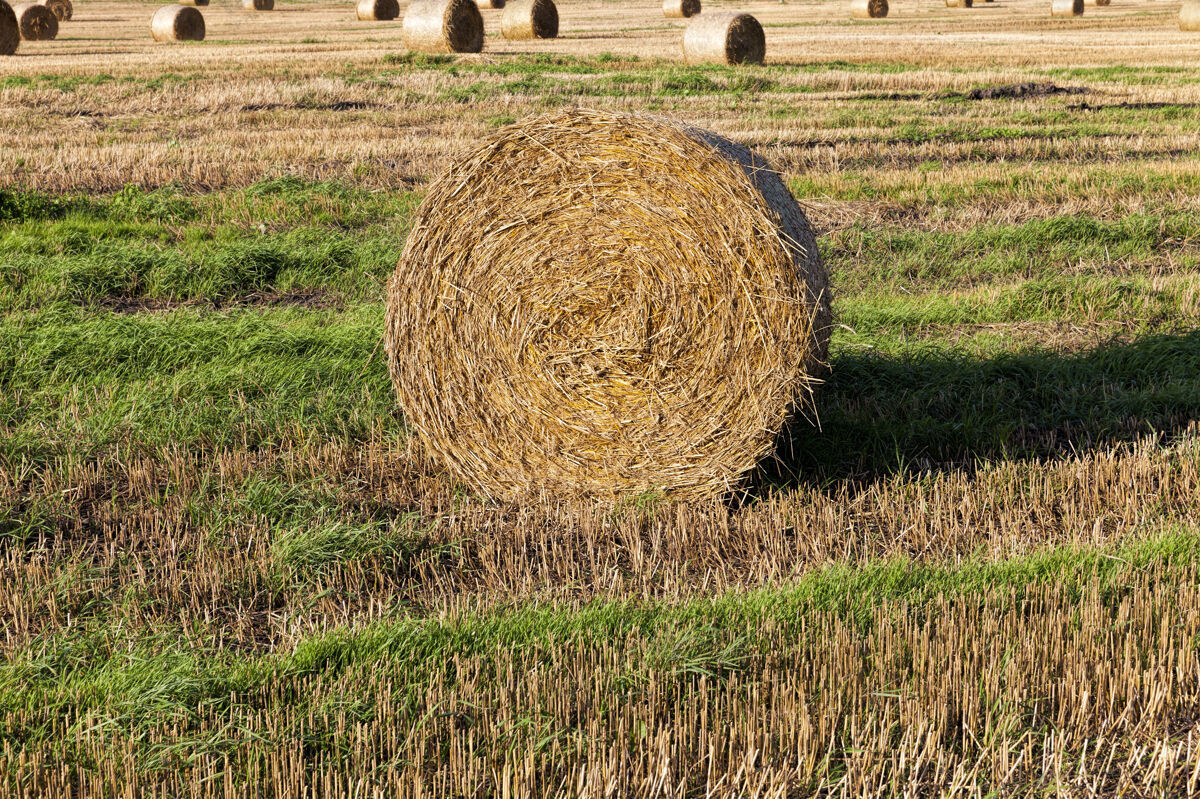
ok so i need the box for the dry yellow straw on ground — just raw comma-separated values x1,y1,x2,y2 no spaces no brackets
1182,0,1200,28
151,3,204,39
0,0,18,53
357,0,398,20
501,0,556,38
663,0,700,19
682,11,764,65
1051,0,1082,15
403,0,482,52
850,0,887,18
37,0,69,21
243,0,273,10
12,2,55,38
384,109,831,501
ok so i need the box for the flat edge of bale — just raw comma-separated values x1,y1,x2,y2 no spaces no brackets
850,0,887,18
0,0,18,53
151,4,205,41
682,11,765,65
12,2,56,39
403,0,483,53
357,0,399,20
500,0,557,39
663,0,700,19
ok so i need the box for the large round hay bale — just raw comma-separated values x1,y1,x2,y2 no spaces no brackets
38,0,69,21
475,0,503,8
663,0,700,19
243,0,272,10
500,0,556,38
1051,0,1082,14
357,0,398,20
384,109,832,501
403,0,482,52
12,2,55,38
0,0,19,53
1182,0,1200,28
850,0,887,18
682,11,764,65
151,4,204,40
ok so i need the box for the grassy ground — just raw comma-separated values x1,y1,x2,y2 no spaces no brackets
4,0,1200,795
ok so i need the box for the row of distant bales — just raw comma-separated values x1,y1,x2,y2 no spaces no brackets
3,0,1200,62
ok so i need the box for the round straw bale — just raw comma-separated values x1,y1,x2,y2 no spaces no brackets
500,0,556,38
243,0,272,10
384,109,831,501
38,0,69,21
475,0,503,8
663,0,700,19
944,0,971,7
151,4,204,40
1083,0,1109,5
12,2,55,38
403,0,482,52
1050,0,1082,15
357,0,398,20
0,0,18,53
1182,0,1200,28
682,11,764,65
850,0,887,18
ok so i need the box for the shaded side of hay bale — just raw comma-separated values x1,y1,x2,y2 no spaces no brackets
850,0,887,18
1182,0,1200,28
357,0,399,20
1051,0,1082,14
38,0,69,21
12,2,55,38
384,108,831,500
500,0,556,38
0,0,18,53
682,11,764,65
475,0,503,8
403,0,482,52
663,0,700,19
243,0,273,10
151,4,204,40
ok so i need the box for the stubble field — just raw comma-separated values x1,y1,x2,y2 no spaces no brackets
3,0,1200,795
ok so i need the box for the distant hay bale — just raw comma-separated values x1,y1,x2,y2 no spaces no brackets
1083,0,1109,5
12,2,56,38
151,4,204,40
682,11,764,65
175,0,209,5
384,108,832,501
0,0,18,53
944,0,971,7
1182,0,1200,28
403,0,482,52
850,0,887,18
500,0,556,38
1051,0,1082,15
475,0,503,8
243,0,273,10
38,0,69,21
663,0,700,19
357,0,398,20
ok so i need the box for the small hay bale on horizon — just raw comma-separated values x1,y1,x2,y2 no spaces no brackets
12,2,56,39
500,0,556,39
357,0,399,20
0,0,18,53
944,0,971,8
151,4,204,40
384,109,832,501
850,0,887,18
682,11,764,65
38,0,69,21
663,0,700,19
403,0,482,53
1051,0,1082,15
243,0,273,10
175,0,208,6
1083,0,1109,5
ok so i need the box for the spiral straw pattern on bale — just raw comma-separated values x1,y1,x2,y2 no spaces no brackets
850,0,887,18
357,0,398,20
0,0,18,53
500,0,556,38
682,11,764,65
1051,0,1082,15
663,0,700,19
384,109,832,501
38,0,69,21
403,0,483,53
12,2,55,38
151,4,204,40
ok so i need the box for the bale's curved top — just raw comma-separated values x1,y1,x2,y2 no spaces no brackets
0,0,19,55
385,109,831,501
